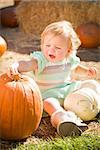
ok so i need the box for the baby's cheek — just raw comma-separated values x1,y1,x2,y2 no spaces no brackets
58,53,65,58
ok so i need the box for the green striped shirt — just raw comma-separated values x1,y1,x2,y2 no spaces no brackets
31,51,80,94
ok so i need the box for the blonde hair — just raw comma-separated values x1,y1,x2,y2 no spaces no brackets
41,20,81,51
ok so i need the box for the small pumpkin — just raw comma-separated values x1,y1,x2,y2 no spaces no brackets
0,36,7,56
64,88,100,121
1,6,18,28
0,73,43,140
76,22,100,48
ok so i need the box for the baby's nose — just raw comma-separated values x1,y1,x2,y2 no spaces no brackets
50,47,56,53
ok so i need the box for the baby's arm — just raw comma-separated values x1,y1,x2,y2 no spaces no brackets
75,64,97,78
10,58,38,75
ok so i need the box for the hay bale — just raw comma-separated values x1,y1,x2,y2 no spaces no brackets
16,0,100,36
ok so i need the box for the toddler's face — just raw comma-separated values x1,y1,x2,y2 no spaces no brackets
41,33,71,62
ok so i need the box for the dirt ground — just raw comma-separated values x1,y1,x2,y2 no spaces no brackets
0,25,100,148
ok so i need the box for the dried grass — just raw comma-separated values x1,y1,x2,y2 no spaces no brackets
16,1,100,36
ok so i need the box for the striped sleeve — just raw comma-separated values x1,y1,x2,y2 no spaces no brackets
68,52,80,70
30,51,48,74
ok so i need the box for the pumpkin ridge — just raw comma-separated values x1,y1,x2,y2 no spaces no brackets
8,81,17,138
29,85,37,133
20,80,34,138
10,81,25,139
9,85,14,138
26,81,42,132
0,88,6,132
28,82,43,130
0,85,14,138
17,81,26,138
24,82,36,135
32,88,38,131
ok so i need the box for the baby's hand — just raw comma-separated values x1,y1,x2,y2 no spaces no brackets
87,67,97,79
10,62,20,75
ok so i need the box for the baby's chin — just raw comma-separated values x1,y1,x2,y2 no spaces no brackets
48,57,62,63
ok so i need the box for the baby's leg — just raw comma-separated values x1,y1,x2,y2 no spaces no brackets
43,98,87,136
43,97,63,116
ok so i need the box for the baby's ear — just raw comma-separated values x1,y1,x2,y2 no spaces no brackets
68,48,72,54
66,49,71,58
68,49,71,53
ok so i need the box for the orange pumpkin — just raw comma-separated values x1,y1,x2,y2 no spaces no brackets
1,6,18,28
0,36,7,56
76,22,100,48
0,73,43,140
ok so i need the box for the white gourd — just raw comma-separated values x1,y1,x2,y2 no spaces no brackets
64,88,100,121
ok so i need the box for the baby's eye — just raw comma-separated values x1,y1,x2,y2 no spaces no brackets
45,44,50,47
55,46,61,50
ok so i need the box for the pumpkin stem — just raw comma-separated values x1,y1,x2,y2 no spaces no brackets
11,74,22,81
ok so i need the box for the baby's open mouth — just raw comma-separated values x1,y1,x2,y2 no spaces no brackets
49,54,55,59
